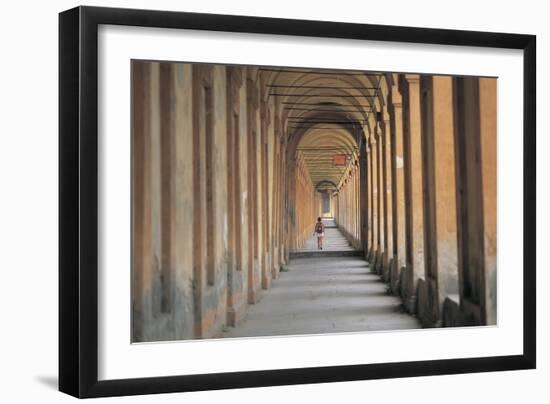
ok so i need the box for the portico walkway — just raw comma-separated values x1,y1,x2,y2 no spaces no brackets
221,225,420,339
295,218,356,253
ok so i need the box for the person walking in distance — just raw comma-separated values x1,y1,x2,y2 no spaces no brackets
314,217,325,250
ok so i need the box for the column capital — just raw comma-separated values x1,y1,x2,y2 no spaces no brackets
247,78,259,109
227,66,243,87
392,85,403,107
368,132,376,145
405,74,420,85
382,111,391,125
375,122,383,138
260,103,272,127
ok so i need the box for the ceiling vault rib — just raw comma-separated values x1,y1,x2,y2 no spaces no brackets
268,84,377,90
274,69,379,191
282,102,373,107
271,94,377,98
289,127,357,130
284,108,373,113
288,121,362,124
259,67,383,76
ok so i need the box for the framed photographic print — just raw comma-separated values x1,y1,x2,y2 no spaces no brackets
59,5,536,398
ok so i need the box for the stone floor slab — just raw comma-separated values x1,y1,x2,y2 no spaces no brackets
221,253,421,339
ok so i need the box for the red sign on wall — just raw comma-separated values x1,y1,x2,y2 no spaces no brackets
333,154,347,166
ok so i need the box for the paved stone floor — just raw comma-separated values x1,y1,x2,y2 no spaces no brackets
222,227,421,338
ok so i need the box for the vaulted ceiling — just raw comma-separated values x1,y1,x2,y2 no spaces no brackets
260,67,384,191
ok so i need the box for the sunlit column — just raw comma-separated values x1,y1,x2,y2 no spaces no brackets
399,74,424,313
389,81,406,293
452,76,497,326
417,75,458,326
132,62,153,341
370,134,378,264
452,77,497,326
479,78,497,325
359,145,369,255
375,121,384,273
382,113,393,281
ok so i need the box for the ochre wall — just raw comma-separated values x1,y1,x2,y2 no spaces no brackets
132,62,289,341
336,162,362,249
292,153,317,249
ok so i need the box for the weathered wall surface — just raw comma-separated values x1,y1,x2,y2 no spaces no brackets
363,73,497,327
336,161,362,249
132,62,288,341
292,153,317,249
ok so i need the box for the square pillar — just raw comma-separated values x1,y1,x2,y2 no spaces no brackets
389,82,406,294
382,113,393,282
370,136,378,263
417,75,459,327
399,74,425,313
375,124,384,274
452,76,497,326
479,78,497,326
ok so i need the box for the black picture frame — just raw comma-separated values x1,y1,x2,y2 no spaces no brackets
59,5,536,398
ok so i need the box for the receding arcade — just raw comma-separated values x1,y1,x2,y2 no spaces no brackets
131,62,497,341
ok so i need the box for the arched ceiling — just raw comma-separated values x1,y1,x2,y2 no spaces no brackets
297,129,358,190
258,67,385,191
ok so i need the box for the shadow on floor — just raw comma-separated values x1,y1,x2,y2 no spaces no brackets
35,375,58,390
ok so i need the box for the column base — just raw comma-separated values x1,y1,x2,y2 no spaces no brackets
226,299,247,327
400,265,417,314
416,277,441,327
382,256,392,283
248,287,263,305
261,273,271,290
390,261,402,295
404,295,417,314
374,252,384,275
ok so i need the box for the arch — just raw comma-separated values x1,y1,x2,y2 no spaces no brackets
315,180,338,192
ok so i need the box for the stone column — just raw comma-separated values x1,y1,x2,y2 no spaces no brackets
390,82,406,294
382,113,393,282
246,79,260,304
370,134,378,264
399,74,424,313
282,138,291,264
452,76,497,326
191,64,209,336
172,63,195,339
149,63,163,318
271,129,282,279
376,121,385,274
350,171,354,236
479,78,497,326
132,61,153,342
417,75,458,327
356,162,361,242
159,63,176,322
225,67,246,326
356,162,360,243
260,100,271,291
359,146,369,255
366,141,374,259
